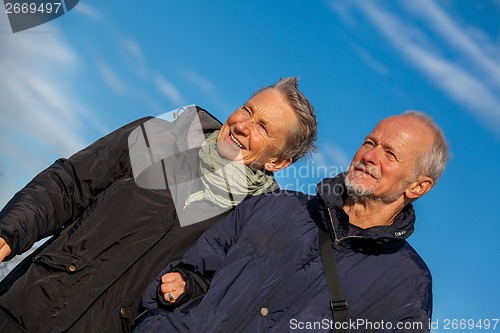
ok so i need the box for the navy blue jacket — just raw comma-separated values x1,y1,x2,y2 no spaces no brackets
134,174,432,332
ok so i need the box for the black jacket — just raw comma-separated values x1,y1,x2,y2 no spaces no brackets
0,106,235,332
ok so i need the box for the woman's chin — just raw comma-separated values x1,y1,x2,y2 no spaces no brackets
216,143,244,163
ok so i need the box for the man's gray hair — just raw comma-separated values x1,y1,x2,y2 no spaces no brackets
403,110,450,184
255,77,318,163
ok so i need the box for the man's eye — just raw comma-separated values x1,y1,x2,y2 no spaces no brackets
364,141,374,146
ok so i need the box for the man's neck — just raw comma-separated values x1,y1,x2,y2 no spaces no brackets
342,197,406,229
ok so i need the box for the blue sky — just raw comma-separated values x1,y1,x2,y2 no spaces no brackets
1,0,499,330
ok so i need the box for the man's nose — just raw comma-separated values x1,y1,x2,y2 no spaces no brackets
362,146,380,165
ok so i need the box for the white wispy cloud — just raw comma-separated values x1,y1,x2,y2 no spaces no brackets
180,69,215,93
72,4,179,112
97,60,127,94
120,38,148,80
75,10,230,117
179,68,233,114
0,15,100,206
1,64,85,153
73,2,102,21
92,32,187,112
312,142,351,173
154,74,185,106
350,43,388,75
327,0,357,27
329,0,500,135
0,22,88,154
403,0,500,88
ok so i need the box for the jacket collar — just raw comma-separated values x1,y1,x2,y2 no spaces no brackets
316,173,416,250
171,105,223,151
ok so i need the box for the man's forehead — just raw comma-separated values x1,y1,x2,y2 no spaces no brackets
370,115,434,152
372,115,423,135
368,117,400,137
376,115,407,127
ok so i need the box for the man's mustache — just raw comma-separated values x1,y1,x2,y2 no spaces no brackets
352,162,380,180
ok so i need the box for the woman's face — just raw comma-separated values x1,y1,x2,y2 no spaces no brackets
216,88,298,171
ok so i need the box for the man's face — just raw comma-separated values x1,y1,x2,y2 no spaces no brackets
216,88,298,171
345,115,434,203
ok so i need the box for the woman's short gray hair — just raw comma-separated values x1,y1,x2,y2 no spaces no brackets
255,77,318,163
403,110,450,184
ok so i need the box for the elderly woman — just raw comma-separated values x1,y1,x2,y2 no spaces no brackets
0,77,317,332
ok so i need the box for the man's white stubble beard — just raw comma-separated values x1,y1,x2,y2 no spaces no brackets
344,173,404,205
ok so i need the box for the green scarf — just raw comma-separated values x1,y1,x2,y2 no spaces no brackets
185,131,274,209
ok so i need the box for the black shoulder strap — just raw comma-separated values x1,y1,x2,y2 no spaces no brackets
319,227,348,331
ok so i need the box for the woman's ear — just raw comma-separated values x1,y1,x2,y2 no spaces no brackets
265,157,293,172
405,176,434,199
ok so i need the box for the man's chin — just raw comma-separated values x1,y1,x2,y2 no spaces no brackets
344,178,375,203
345,181,401,204
346,175,371,192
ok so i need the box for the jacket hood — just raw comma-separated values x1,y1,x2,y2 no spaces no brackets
171,105,223,152
316,173,416,251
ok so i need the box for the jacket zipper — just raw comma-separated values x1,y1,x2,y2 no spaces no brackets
326,207,366,245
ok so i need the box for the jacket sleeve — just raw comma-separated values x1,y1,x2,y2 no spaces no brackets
376,278,432,333
156,264,212,310
0,117,152,260
375,308,431,333
141,196,252,310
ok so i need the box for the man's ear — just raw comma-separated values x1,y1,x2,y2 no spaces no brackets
405,176,434,199
265,157,293,172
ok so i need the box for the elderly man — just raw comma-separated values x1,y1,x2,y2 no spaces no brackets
134,111,448,333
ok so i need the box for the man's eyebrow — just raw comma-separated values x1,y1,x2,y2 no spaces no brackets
244,101,255,111
364,134,375,142
380,140,399,155
365,134,396,151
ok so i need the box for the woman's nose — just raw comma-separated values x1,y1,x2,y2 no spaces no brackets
234,119,251,136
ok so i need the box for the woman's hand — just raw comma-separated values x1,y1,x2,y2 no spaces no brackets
160,272,186,303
